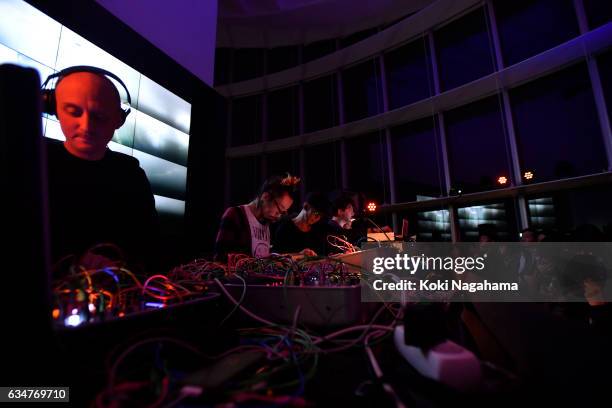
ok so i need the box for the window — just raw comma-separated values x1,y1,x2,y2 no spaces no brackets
231,95,262,146
398,206,452,242
527,184,612,239
510,63,607,182
339,27,379,48
303,74,338,132
214,47,231,85
268,45,299,73
266,149,302,213
596,49,612,138
493,0,579,67
303,39,336,63
457,200,519,242
267,86,299,140
266,149,300,180
391,117,445,203
434,7,496,91
345,132,389,204
342,59,383,122
583,0,612,30
232,48,265,82
304,142,341,194
444,96,511,193
384,37,433,109
229,156,261,206
526,197,557,231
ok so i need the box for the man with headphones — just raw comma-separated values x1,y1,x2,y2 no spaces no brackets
42,66,158,272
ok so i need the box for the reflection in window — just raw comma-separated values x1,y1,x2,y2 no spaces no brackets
231,95,262,146
398,203,452,242
391,117,444,202
304,142,341,194
493,0,579,67
457,200,518,242
384,38,433,109
342,59,383,122
527,185,612,238
345,132,389,204
510,63,607,182
444,96,511,193
527,197,556,230
303,74,338,132
434,7,495,91
267,86,299,140
418,207,452,241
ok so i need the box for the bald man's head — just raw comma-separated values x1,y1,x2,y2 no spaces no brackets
55,72,126,160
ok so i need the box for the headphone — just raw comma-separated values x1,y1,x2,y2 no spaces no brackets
41,65,132,120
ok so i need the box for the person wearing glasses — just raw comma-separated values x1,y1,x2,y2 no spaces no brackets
214,174,300,261
272,192,330,256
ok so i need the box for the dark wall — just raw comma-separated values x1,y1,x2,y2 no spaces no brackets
25,0,227,263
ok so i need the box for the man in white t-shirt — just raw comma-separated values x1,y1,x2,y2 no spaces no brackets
214,174,313,261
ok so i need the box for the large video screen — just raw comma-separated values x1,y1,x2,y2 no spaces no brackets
0,0,191,220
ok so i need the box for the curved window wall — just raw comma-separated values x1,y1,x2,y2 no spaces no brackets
221,0,612,240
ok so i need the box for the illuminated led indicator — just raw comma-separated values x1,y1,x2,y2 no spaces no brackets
52,308,60,319
145,302,166,309
71,308,78,315
524,171,534,180
88,303,96,312
497,176,508,185
366,202,377,212
65,314,82,327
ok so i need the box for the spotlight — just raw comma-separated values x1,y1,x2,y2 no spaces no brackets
497,176,508,185
366,202,377,212
524,171,534,180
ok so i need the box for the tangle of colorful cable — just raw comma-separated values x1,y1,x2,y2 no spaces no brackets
52,265,145,322
52,264,220,323
327,234,357,253
93,274,402,407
